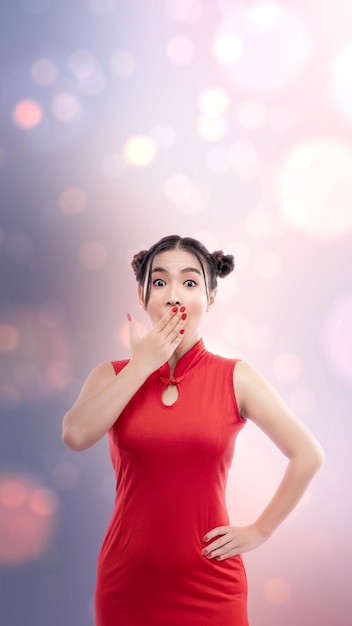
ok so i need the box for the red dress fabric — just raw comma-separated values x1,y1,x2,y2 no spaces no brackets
95,339,248,625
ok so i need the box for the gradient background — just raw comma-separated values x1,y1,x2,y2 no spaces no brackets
0,1,351,624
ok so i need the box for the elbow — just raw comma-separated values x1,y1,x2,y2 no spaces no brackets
304,441,325,476
313,442,325,471
62,412,88,452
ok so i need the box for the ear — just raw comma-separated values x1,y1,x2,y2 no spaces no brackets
207,289,217,311
137,284,145,309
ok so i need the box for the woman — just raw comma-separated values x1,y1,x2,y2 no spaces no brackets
62,234,324,626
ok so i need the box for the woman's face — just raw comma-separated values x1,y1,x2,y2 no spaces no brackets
138,248,216,335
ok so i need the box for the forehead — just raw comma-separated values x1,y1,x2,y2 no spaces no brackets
152,248,203,272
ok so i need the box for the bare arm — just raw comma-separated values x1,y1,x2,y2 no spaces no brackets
202,361,324,560
62,308,187,451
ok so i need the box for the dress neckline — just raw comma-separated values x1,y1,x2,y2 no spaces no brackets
158,338,206,385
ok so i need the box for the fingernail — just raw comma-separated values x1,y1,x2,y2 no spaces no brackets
172,306,178,312
181,313,187,320
201,549,208,556
180,329,185,335
127,313,132,322
180,306,186,312
203,536,208,542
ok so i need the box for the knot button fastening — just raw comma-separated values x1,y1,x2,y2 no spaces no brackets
159,374,185,386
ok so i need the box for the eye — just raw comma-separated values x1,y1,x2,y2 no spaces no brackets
184,279,197,287
153,278,166,287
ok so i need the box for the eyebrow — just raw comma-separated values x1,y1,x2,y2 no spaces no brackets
151,266,201,275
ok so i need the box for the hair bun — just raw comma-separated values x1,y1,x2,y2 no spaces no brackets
211,250,235,278
131,249,148,277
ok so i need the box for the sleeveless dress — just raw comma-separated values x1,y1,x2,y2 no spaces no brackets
95,339,248,626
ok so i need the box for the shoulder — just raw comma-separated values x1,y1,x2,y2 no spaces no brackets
233,360,280,419
81,361,118,388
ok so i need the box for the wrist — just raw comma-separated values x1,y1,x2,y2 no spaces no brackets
127,358,154,382
253,519,274,541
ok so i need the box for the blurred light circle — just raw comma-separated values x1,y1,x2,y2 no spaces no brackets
30,58,58,86
199,87,230,117
50,92,80,122
88,0,116,17
45,360,73,390
330,43,352,124
0,472,59,566
231,140,261,180
123,135,157,167
0,307,73,407
167,0,203,23
101,153,129,179
273,352,302,382
166,36,196,65
277,138,352,239
263,577,292,605
206,147,232,172
69,49,96,79
13,99,42,129
237,100,267,130
254,251,282,280
58,186,87,215
163,173,207,213
0,324,20,353
78,241,108,270
197,115,228,142
78,70,106,97
214,3,311,92
321,292,352,385
110,51,136,77
5,232,34,262
213,33,243,64
149,124,176,149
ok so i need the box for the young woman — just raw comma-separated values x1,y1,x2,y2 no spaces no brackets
62,235,324,626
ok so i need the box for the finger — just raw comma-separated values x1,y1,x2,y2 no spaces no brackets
155,306,180,332
127,314,139,345
203,526,228,542
164,313,187,343
202,535,233,557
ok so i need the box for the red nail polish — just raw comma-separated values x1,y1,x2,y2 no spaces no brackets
172,306,178,312
180,306,186,312
180,329,185,335
181,313,187,320
127,313,132,322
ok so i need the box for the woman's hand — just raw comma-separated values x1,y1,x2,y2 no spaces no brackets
128,307,187,376
201,524,269,561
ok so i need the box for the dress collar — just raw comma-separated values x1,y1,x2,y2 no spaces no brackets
158,338,206,386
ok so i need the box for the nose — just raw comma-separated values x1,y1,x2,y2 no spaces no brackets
166,288,182,307
167,297,182,306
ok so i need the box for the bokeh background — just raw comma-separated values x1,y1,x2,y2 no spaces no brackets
0,0,351,624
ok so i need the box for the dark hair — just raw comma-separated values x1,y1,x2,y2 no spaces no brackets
131,235,234,306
